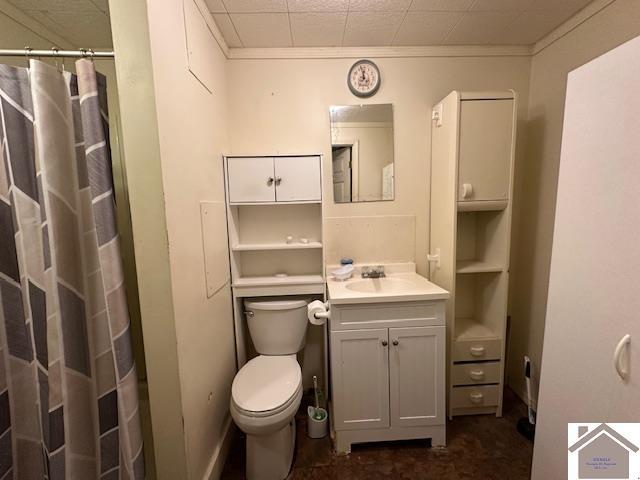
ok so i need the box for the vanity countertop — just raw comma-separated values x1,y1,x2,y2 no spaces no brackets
326,263,449,305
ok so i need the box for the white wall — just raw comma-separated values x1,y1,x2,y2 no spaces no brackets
145,0,235,478
227,55,531,275
507,0,640,405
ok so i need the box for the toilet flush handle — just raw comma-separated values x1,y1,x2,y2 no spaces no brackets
244,310,255,317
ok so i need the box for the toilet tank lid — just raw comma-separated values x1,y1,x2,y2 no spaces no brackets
244,299,308,310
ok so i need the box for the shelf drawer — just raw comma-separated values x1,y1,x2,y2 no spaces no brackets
451,362,501,386
452,338,501,362
450,385,499,409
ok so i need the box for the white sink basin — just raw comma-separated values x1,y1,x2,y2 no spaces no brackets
345,277,415,294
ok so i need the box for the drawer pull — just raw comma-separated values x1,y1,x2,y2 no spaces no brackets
468,369,485,381
469,392,484,404
469,346,485,357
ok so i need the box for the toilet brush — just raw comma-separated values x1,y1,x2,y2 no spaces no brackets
312,376,322,420
517,356,536,441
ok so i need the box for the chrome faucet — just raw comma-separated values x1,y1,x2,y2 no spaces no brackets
361,265,386,279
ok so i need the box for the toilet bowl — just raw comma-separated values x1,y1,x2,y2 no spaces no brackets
230,298,309,480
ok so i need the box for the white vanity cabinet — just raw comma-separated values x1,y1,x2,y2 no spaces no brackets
226,155,321,204
328,300,446,454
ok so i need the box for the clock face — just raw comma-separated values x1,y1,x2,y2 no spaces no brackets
348,60,381,98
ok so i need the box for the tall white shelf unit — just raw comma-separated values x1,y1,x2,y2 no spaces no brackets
428,91,517,417
223,155,325,366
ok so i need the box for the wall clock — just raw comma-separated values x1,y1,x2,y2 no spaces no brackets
348,60,381,98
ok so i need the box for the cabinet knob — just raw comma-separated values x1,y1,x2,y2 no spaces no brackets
381,340,388,347
275,176,282,186
469,345,485,357
392,339,399,346
468,369,485,380
469,392,484,404
267,177,274,186
462,183,473,199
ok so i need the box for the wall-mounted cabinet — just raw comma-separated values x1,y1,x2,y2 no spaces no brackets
224,155,324,297
226,156,321,204
428,91,517,417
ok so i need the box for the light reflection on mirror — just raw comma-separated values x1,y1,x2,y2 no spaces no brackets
330,104,394,203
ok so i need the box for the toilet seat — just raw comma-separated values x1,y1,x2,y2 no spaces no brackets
232,355,302,415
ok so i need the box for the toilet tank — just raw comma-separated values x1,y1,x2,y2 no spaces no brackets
244,298,309,355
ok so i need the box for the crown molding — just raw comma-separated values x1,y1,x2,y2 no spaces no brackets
227,45,533,60
0,0,74,49
531,0,617,56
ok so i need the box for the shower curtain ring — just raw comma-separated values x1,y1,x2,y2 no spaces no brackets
89,48,95,63
51,47,61,72
24,46,32,62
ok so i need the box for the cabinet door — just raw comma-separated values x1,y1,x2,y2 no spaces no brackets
389,326,445,427
458,99,514,202
227,157,275,203
274,156,321,202
331,328,389,431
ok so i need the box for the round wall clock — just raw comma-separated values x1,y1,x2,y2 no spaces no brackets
347,60,381,98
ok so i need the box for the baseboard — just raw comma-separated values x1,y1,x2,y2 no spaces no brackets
204,416,236,480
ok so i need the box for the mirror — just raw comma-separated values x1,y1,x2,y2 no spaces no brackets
330,104,395,203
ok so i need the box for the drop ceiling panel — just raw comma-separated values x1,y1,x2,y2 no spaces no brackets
445,11,519,45
213,13,242,47
409,0,475,11
393,11,463,46
348,0,412,12
230,13,292,47
290,12,347,47
222,0,287,13
343,11,404,46
527,0,592,10
498,10,570,44
470,0,535,11
287,0,349,12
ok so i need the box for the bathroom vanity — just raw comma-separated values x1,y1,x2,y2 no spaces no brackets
326,264,449,454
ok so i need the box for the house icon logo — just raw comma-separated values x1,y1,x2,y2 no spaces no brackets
568,423,640,479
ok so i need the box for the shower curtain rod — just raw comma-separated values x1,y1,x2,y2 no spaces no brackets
0,48,114,58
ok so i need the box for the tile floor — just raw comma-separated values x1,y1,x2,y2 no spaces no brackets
221,388,533,479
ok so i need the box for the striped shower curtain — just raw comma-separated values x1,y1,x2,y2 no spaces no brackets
0,60,143,479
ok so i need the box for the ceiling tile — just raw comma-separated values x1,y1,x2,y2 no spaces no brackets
393,11,462,45
6,0,97,12
445,11,519,44
213,13,242,46
343,11,404,46
470,0,535,11
230,13,292,47
205,0,227,13
222,0,287,13
38,10,113,47
290,12,346,46
526,0,592,11
348,0,412,12
494,10,566,44
287,0,349,12
409,0,474,11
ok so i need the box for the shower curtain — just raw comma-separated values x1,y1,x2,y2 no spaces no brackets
0,59,143,479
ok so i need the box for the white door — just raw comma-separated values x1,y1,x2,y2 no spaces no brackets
389,326,445,427
227,157,275,203
331,328,390,431
274,156,321,202
332,147,351,203
458,99,514,202
531,37,640,480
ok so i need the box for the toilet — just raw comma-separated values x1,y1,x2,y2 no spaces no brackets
230,298,309,480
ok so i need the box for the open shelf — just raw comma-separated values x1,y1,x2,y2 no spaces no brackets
232,241,322,252
456,260,504,274
233,274,324,287
455,317,501,341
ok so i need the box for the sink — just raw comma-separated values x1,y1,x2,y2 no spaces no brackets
345,277,416,294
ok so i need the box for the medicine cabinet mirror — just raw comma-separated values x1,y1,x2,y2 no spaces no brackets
330,104,395,203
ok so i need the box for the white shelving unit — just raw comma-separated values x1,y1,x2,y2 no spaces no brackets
224,155,326,365
428,91,517,417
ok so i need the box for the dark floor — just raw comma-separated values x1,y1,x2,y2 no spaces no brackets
221,388,533,479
